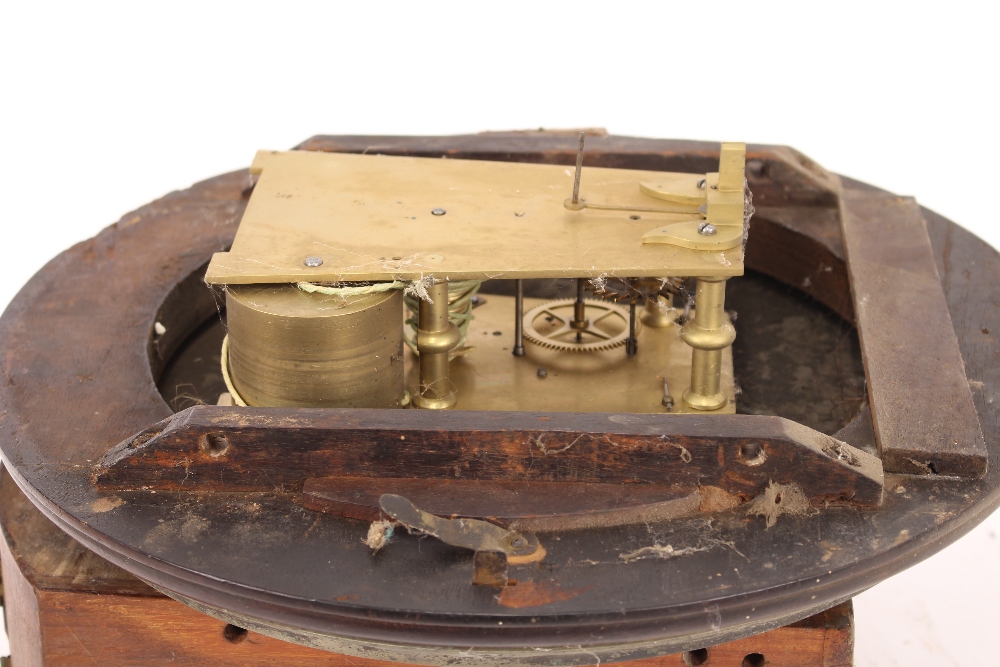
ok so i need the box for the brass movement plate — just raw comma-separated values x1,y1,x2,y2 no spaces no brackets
205,151,745,284
405,295,735,415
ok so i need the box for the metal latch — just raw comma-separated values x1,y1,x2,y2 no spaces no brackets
379,494,545,587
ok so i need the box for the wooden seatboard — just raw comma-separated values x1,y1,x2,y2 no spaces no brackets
839,184,987,477
95,405,884,507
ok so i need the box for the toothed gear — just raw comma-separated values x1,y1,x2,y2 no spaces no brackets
585,276,685,303
522,299,633,353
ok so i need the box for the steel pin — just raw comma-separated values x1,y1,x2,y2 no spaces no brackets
571,132,585,205
513,279,525,357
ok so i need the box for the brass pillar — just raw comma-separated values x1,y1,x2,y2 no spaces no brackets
413,280,460,409
681,277,736,410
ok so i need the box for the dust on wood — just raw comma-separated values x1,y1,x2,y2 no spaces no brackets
749,481,810,528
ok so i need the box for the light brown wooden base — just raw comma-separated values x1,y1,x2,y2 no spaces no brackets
0,470,852,666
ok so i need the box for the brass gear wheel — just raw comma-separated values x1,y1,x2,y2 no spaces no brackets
522,299,634,353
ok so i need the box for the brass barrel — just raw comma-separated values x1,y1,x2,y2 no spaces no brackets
225,285,404,408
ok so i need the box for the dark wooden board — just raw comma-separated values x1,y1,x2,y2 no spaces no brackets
96,405,884,506
840,186,987,477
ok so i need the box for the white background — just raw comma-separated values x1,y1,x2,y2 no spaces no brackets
1,2,998,665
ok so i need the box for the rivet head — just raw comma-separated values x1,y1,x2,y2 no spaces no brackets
431,208,447,216
304,256,324,267
697,222,717,236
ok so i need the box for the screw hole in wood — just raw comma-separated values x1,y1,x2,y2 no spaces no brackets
682,647,709,665
739,442,767,466
222,623,248,644
200,433,230,457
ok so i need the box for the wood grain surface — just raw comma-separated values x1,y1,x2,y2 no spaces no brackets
840,186,987,477
96,405,884,506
